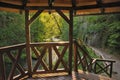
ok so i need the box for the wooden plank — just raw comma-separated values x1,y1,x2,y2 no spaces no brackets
53,46,69,71
29,10,44,24
33,46,49,72
96,0,105,13
30,42,69,47
8,49,22,80
25,9,32,77
0,2,23,9
56,10,70,24
0,43,25,53
7,51,25,75
68,10,73,74
13,72,28,80
72,0,76,7
32,69,67,74
110,62,113,77
22,0,28,7
96,59,116,62
0,53,5,80
26,6,71,10
75,1,120,10
73,42,78,72
31,47,40,58
49,46,52,71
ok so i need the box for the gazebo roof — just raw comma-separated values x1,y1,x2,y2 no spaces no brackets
0,0,120,15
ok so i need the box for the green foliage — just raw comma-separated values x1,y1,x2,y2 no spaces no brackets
0,11,25,47
31,15,45,42
39,13,61,41
107,21,120,49
84,14,120,54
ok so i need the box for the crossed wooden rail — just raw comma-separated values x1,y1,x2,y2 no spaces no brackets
0,41,115,80
0,43,27,80
73,40,115,77
30,42,69,74
0,42,69,80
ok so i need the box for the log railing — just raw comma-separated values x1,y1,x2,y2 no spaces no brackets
0,41,115,80
0,43,27,80
73,40,115,77
30,42,69,74
0,42,69,80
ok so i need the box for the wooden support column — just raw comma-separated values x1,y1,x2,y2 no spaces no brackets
25,9,32,77
69,10,73,74
0,53,5,80
73,41,78,72
56,9,73,74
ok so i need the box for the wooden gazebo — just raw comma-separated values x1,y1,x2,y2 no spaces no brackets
0,0,120,80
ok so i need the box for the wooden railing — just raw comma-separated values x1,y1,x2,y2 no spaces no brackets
0,42,69,80
73,40,115,77
0,41,115,80
30,42,69,74
0,43,27,80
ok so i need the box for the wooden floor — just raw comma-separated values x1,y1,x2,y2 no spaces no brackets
26,70,113,80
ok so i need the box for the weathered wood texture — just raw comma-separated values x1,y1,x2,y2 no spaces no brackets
73,40,115,77
0,42,70,80
27,70,113,80
31,42,69,74
0,44,27,80
25,9,32,77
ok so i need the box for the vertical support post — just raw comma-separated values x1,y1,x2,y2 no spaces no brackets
25,9,32,77
74,41,78,72
110,62,113,78
69,10,73,74
49,46,52,71
0,53,5,80
94,62,97,73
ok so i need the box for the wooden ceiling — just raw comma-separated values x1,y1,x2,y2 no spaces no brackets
0,0,120,15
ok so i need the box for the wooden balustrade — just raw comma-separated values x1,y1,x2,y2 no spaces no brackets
30,42,69,74
0,41,115,80
0,43,27,80
73,40,115,77
0,42,70,80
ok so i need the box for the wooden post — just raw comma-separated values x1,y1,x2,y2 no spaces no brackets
69,10,73,74
73,41,78,72
0,53,5,80
110,62,113,77
49,46,52,71
25,9,32,77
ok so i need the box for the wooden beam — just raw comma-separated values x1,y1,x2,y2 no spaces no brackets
74,12,120,16
25,9,32,77
0,54,5,80
71,0,76,15
75,1,120,10
71,0,76,7
0,2,23,9
29,10,44,24
73,41,78,72
96,0,105,13
26,6,72,10
56,10,70,24
69,10,73,74
22,0,28,7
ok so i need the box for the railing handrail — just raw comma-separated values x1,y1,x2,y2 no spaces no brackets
0,43,26,53
30,41,69,45
0,42,69,53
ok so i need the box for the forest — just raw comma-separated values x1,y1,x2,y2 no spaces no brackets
0,11,120,55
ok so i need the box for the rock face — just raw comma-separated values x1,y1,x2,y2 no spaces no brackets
87,32,102,48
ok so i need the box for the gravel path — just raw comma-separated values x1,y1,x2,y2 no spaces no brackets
91,47,120,80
